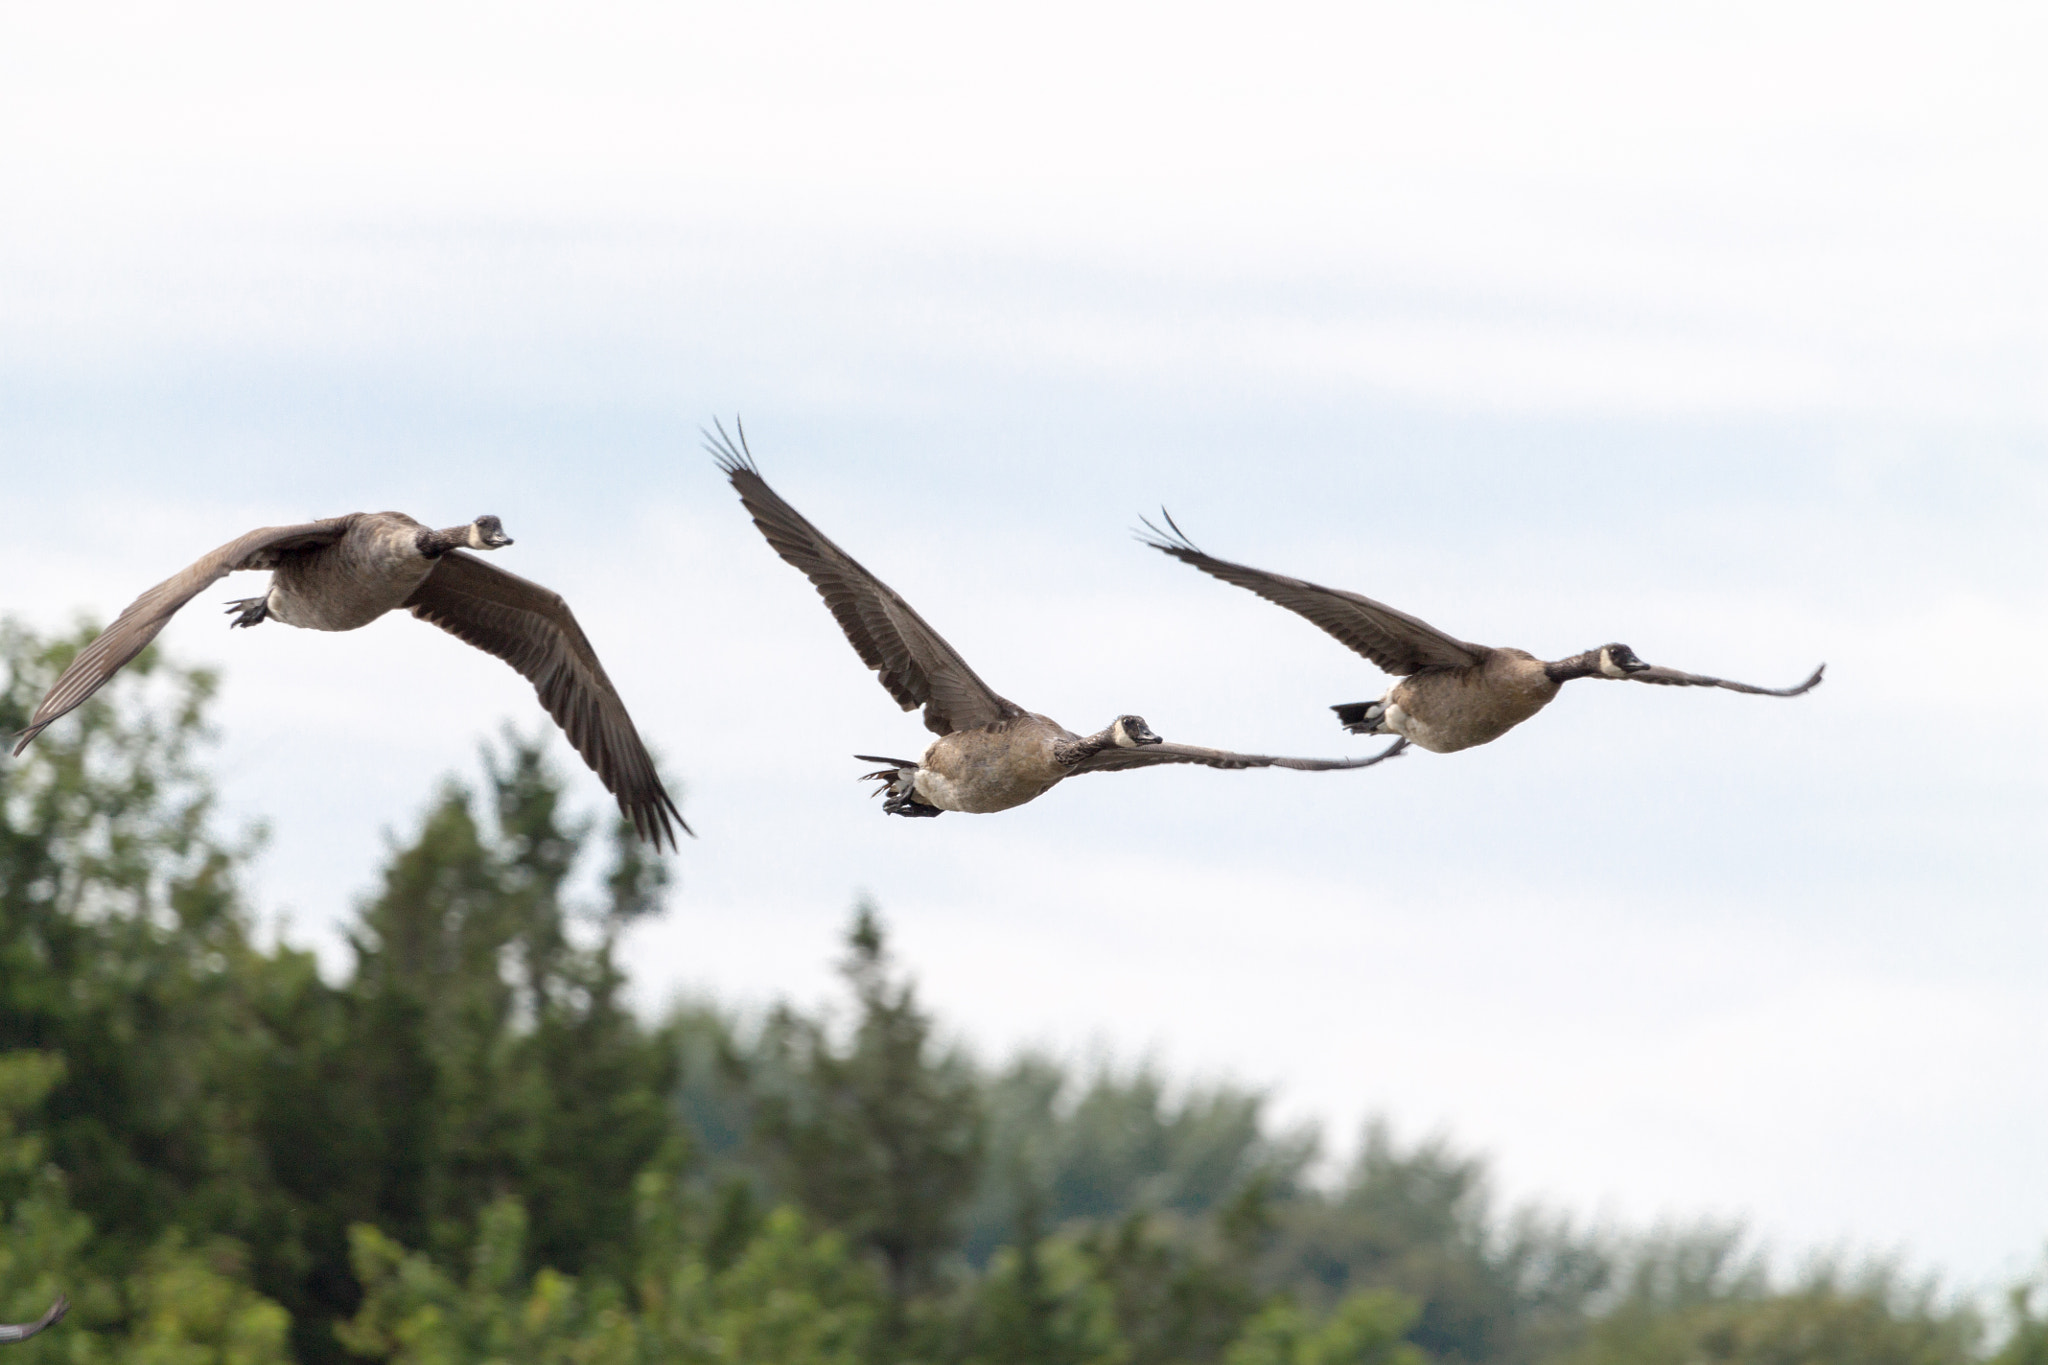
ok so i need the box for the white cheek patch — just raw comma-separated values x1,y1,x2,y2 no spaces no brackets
466,524,487,549
1598,649,1629,679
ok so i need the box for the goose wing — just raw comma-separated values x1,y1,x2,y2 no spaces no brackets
1627,661,1826,696
1073,737,1407,773
0,1296,67,1343
710,422,1024,736
1140,517,1486,675
12,518,356,755
403,552,687,850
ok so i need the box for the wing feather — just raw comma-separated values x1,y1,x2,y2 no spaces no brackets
709,420,1022,736
1628,662,1825,696
1072,737,1408,773
12,518,355,754
1139,516,1486,675
0,1295,67,1343
404,552,687,850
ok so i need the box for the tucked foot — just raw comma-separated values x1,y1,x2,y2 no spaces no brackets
224,596,271,629
883,792,944,818
1331,700,1388,735
856,755,945,819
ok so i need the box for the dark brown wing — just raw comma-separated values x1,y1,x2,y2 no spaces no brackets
1073,737,1407,773
1140,516,1486,675
709,420,1023,736
0,1296,67,1343
12,518,356,755
404,552,687,850
1628,662,1825,696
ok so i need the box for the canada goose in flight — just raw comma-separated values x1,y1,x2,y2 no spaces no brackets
709,424,1402,816
0,1297,65,1344
13,513,685,848
1141,516,1823,755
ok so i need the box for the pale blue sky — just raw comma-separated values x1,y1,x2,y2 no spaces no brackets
2,0,2044,1293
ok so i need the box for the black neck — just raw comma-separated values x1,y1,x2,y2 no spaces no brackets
1053,728,1118,767
1544,650,1603,684
414,526,469,559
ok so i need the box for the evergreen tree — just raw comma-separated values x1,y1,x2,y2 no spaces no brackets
751,904,985,1324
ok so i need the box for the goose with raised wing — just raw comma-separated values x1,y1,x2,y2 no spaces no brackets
1141,515,1822,755
711,424,1401,817
13,512,685,848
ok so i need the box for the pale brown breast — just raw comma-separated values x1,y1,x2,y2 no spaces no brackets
915,715,1072,813
1388,650,1561,753
267,513,436,632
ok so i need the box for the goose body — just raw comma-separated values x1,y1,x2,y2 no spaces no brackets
1370,648,1562,754
912,714,1072,813
711,422,1401,817
260,512,458,630
15,511,685,848
1142,518,1822,755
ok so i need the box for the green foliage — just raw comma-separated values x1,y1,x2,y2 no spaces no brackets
1560,1264,1981,1365
967,1054,1316,1264
1993,1269,2048,1365
4,619,2039,1365
0,1049,293,1365
343,733,679,1276
340,1198,880,1365
961,1209,1126,1365
1224,1291,1428,1365
748,903,984,1311
0,621,273,1261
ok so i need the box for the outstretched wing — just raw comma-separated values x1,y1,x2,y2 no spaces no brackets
1628,661,1825,696
0,1295,67,1344
404,551,687,850
1140,515,1486,676
1072,737,1408,774
710,419,1023,736
12,518,355,755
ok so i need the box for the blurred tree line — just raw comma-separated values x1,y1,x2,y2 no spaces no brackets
0,619,2040,1365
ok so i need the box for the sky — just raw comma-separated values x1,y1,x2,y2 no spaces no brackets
3,0,2045,1295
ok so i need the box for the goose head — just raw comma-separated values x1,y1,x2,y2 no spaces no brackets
466,515,515,550
1596,643,1651,678
1111,714,1163,747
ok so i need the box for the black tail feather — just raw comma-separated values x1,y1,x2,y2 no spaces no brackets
1332,701,1379,733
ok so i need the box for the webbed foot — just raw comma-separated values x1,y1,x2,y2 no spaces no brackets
224,597,270,628
857,755,944,818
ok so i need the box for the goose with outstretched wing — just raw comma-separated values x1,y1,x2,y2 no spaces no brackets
14,511,684,848
1140,514,1822,755
711,422,1401,817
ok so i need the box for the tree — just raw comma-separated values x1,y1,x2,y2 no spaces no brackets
966,1055,1317,1265
0,1049,295,1365
336,730,680,1278
750,904,985,1324
1224,1291,1427,1365
1560,1254,1979,1365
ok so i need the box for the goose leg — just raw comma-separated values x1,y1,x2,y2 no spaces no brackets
224,597,271,629
883,791,944,818
857,757,945,818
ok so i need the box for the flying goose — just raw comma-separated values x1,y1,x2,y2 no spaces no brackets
1141,516,1823,755
13,513,685,848
0,1297,65,1344
710,424,1401,817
